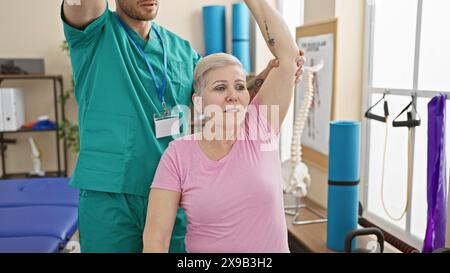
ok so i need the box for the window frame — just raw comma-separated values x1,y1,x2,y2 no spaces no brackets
362,0,450,249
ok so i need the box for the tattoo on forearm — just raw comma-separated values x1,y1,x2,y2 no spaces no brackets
264,20,275,47
253,79,264,93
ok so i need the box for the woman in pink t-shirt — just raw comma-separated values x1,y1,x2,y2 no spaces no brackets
143,0,304,253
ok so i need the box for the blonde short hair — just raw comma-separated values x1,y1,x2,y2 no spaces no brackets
193,53,244,96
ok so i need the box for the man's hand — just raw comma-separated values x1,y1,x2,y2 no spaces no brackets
248,50,306,98
295,50,306,83
63,0,106,29
271,50,305,83
65,0,81,5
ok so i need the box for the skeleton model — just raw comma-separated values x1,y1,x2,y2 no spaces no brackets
281,60,326,225
29,137,45,177
307,58,321,140
282,60,324,197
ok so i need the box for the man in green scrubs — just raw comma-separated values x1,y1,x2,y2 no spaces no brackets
62,0,303,253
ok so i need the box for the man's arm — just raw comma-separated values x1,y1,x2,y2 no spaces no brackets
63,0,107,29
248,54,305,100
247,59,279,100
244,0,302,133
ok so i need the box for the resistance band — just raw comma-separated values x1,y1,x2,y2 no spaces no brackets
381,96,420,221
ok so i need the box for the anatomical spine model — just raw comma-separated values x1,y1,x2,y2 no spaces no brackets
282,60,324,197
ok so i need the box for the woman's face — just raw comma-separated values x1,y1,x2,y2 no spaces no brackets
195,65,250,131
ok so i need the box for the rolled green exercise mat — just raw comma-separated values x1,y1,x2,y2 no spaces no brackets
232,2,250,41
326,121,361,252
232,41,251,73
202,6,226,55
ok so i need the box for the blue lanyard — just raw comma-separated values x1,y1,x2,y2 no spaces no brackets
114,13,168,113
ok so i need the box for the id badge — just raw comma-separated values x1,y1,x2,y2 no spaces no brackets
153,112,180,139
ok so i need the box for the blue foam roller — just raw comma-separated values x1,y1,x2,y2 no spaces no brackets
203,6,226,55
232,41,251,73
326,121,361,252
232,3,251,41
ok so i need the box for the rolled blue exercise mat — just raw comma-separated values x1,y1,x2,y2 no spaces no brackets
202,6,226,55
326,121,361,252
232,40,251,73
232,2,251,41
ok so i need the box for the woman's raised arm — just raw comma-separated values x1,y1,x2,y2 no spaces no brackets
244,0,302,133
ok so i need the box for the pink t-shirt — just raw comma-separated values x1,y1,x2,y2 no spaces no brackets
151,99,289,253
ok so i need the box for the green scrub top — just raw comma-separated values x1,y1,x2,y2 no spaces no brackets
62,7,201,197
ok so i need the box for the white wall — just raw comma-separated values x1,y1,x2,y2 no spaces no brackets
334,0,364,121
0,1,74,176
304,0,335,24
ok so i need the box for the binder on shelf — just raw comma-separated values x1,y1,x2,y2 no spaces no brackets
0,88,25,132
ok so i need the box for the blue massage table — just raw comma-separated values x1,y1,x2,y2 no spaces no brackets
0,237,64,253
0,177,79,253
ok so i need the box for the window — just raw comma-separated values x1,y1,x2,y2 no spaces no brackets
277,0,304,162
363,0,450,249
